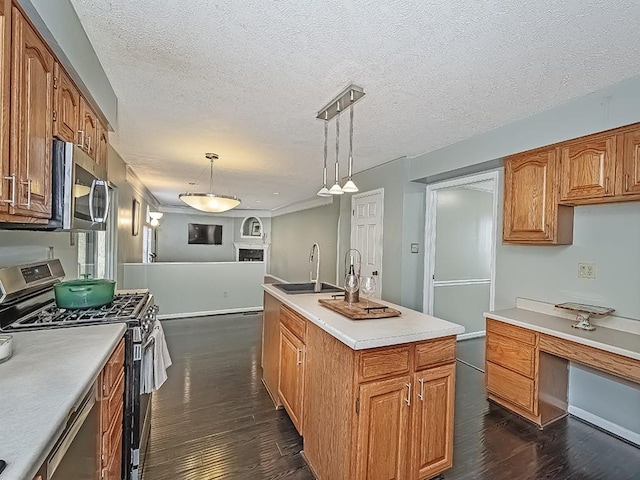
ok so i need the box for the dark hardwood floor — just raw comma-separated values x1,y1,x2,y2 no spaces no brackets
456,337,485,372
142,314,640,480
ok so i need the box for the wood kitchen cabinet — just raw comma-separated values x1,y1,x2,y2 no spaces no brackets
9,6,54,220
99,338,125,480
622,128,640,196
503,148,573,245
79,96,97,161
261,292,282,407
96,120,109,171
278,323,305,433
0,0,10,215
53,62,80,144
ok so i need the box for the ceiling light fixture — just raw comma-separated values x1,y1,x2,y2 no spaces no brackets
149,211,163,227
179,153,241,213
316,85,365,197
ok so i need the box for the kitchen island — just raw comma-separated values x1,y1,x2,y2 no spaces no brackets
262,284,465,480
0,324,126,480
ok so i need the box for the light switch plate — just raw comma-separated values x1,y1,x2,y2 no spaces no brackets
410,243,419,254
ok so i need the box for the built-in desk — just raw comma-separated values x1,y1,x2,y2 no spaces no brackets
484,306,640,428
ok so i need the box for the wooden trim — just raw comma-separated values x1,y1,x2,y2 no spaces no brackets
539,333,640,383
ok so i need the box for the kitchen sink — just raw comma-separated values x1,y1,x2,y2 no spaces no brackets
272,282,343,295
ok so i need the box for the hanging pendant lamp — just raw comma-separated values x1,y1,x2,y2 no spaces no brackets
342,91,359,193
179,153,241,213
328,101,344,195
317,118,331,197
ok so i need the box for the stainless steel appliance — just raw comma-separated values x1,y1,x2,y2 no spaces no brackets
0,259,156,480
0,140,110,231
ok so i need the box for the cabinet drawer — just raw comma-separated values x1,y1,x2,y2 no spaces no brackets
102,400,124,466
101,370,125,430
486,318,536,346
280,305,306,341
102,339,125,398
415,336,456,370
486,333,535,378
486,361,535,413
357,345,411,382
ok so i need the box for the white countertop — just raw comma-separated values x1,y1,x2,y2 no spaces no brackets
485,308,640,361
264,285,464,350
0,324,126,480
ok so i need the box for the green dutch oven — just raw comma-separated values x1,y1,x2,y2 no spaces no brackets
54,277,116,309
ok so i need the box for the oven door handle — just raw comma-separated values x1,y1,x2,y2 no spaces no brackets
46,384,96,480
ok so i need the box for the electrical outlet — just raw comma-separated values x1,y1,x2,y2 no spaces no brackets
410,243,419,254
578,262,596,279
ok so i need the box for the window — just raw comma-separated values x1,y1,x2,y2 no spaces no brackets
77,186,117,280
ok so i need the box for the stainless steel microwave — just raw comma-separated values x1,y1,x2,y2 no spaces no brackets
0,140,111,231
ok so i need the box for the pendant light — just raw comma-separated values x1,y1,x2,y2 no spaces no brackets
342,91,359,193
179,153,241,213
317,117,331,197
328,101,344,195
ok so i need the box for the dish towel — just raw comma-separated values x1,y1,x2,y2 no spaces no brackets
141,319,173,394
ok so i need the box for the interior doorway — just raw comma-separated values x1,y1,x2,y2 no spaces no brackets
423,171,499,339
350,188,384,298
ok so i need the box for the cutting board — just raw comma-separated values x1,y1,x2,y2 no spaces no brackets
318,298,401,320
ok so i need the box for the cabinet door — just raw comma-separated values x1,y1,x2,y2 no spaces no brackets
278,324,305,434
503,149,566,243
0,0,10,213
409,364,455,480
79,96,97,160
355,375,411,480
560,134,616,201
53,63,80,143
96,120,109,171
10,8,54,219
262,293,282,407
622,129,640,195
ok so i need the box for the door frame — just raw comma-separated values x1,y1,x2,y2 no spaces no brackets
423,171,499,339
350,188,384,297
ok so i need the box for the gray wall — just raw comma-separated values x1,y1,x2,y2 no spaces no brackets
0,232,79,278
155,213,271,263
270,201,339,284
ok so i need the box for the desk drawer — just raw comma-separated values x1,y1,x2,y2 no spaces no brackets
486,332,535,378
486,361,535,414
486,318,537,346
280,305,306,342
358,345,411,382
415,336,456,370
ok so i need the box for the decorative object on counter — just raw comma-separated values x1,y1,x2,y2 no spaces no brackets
53,276,116,309
132,198,140,236
316,85,365,196
555,302,615,331
361,276,377,307
149,210,163,227
343,249,362,304
318,298,401,320
0,335,13,364
179,153,241,213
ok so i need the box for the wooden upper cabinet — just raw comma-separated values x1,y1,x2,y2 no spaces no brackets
0,0,10,214
79,96,97,160
96,120,109,171
410,364,455,480
622,128,640,196
53,62,80,143
10,7,54,219
560,133,616,202
355,375,411,480
503,148,573,245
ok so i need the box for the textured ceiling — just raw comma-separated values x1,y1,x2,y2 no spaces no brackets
69,0,640,211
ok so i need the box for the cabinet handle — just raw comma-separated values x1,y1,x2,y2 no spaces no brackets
405,382,411,406
626,174,630,192
605,177,609,194
296,348,302,365
418,378,425,401
87,136,92,154
2,174,15,205
77,130,85,148
20,178,31,208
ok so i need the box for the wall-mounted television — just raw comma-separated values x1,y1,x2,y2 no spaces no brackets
188,223,223,245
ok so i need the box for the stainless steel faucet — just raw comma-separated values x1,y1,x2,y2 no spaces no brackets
309,242,321,293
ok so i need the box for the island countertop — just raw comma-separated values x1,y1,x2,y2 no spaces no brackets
0,324,126,480
263,284,464,350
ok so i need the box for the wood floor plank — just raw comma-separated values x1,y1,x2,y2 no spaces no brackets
142,314,640,480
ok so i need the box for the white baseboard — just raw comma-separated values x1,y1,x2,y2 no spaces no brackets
158,306,263,320
457,331,486,341
568,405,640,446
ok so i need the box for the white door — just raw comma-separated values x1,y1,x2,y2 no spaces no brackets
351,189,384,298
424,172,498,338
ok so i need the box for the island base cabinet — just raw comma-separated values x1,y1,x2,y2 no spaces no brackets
278,324,305,434
410,364,455,480
355,375,411,480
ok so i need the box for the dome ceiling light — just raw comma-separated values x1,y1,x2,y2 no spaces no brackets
316,85,365,197
179,153,241,213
